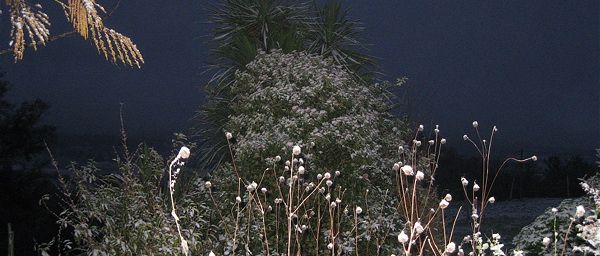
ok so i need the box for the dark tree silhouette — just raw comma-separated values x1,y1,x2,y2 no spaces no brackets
0,74,56,255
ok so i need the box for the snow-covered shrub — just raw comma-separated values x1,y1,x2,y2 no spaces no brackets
512,149,600,255
208,49,411,254
38,143,217,256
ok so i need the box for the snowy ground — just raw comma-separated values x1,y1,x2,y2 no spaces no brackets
444,198,564,250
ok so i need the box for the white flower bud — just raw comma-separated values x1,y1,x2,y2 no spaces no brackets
324,172,331,179
235,196,241,203
393,163,400,171
473,183,480,192
317,173,323,180
463,135,469,141
327,243,334,250
335,170,341,176
418,124,424,131
225,132,233,140
493,126,498,132
488,197,495,204
415,140,422,147
531,155,538,161
551,208,558,213
275,155,281,161
461,177,469,186
428,140,435,145
261,187,267,193
205,181,212,188
472,121,478,128
330,202,337,208
335,198,341,204
326,180,333,187
441,138,447,144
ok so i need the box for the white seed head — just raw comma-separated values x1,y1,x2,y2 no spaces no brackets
235,196,241,203
428,140,435,145
439,199,450,209
576,205,585,218
552,208,558,213
327,243,334,250
330,202,337,208
261,187,267,193
178,146,191,159
401,165,414,176
414,221,424,234
418,124,424,131
205,181,212,188
461,177,469,186
531,155,538,161
335,170,341,176
472,121,478,128
275,155,281,162
335,198,341,204
317,174,323,180
415,140,422,147
292,145,301,156
298,166,305,175
415,171,425,181
441,138,447,144
463,135,469,141
279,176,285,183
209,251,216,256
446,242,456,253
542,237,551,246
473,183,480,192
398,231,409,243
488,197,496,204
326,180,333,187
324,172,331,179
355,206,363,215
393,163,400,171
493,126,498,132
225,132,233,140
444,194,453,202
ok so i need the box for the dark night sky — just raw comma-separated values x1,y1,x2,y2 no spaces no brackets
1,1,598,157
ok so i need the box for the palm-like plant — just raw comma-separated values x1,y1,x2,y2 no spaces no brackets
193,0,377,173
306,0,376,78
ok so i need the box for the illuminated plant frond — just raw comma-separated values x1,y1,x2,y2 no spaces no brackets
66,0,144,67
6,0,51,62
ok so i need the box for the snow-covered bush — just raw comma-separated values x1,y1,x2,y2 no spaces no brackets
512,149,600,255
207,49,411,254
37,143,217,256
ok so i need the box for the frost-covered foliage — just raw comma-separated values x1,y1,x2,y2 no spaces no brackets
206,49,410,254
38,144,216,256
512,150,600,255
224,49,406,195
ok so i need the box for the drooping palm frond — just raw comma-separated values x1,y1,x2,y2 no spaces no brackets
6,0,50,61
65,0,144,67
3,0,143,67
